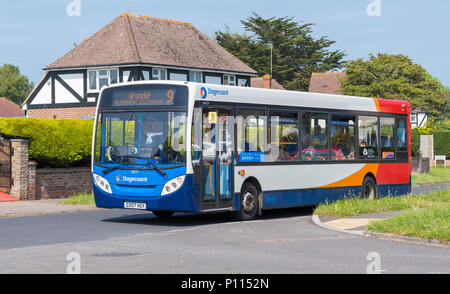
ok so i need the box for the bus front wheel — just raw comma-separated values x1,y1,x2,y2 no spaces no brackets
361,177,378,200
152,211,175,218
233,183,259,221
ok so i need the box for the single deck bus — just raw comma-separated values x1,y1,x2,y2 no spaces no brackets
92,81,411,220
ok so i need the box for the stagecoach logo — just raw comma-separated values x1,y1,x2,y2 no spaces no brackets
200,87,207,99
116,175,148,183
200,87,229,99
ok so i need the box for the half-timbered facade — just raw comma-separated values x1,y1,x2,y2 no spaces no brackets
23,13,257,119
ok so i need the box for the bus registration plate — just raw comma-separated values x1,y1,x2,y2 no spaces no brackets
124,202,147,210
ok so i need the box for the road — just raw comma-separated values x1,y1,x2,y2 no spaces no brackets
0,204,448,274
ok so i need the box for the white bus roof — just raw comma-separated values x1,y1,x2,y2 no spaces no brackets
102,80,407,114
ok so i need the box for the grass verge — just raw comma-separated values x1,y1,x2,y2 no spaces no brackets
313,189,449,217
412,167,450,185
58,193,95,205
315,189,450,242
367,207,450,242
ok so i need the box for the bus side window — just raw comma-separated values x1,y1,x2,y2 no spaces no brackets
268,111,299,162
301,113,329,161
236,108,266,162
331,115,356,161
380,117,395,160
358,116,379,160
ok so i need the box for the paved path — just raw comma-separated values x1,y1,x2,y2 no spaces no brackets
0,199,102,218
412,183,450,194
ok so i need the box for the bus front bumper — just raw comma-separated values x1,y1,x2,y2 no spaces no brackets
93,174,201,213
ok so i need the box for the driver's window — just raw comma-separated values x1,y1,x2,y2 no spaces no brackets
104,113,138,162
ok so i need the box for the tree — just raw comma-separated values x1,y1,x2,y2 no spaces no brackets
340,54,448,119
215,13,345,91
0,64,34,105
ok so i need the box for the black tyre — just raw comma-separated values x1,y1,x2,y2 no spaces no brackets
152,211,175,218
361,177,378,199
233,183,259,221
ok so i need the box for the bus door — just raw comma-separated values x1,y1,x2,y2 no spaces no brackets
201,107,234,210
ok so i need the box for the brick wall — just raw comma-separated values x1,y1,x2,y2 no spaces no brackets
27,107,96,119
29,167,92,199
7,139,93,200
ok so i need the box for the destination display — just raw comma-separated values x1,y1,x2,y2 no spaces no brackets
112,88,176,106
99,84,188,109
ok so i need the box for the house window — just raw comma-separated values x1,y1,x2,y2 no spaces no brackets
170,72,188,81
88,68,118,91
189,71,202,83
224,75,236,86
99,70,109,89
88,71,97,90
152,68,167,80
237,78,248,87
204,75,222,85
110,69,118,84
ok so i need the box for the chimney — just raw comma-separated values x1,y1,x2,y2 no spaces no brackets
263,74,272,89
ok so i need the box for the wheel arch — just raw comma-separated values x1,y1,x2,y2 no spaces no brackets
363,172,377,185
241,176,263,215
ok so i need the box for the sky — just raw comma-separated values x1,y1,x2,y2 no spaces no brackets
1,0,449,87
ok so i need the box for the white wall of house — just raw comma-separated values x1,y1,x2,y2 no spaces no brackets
55,73,83,103
30,79,52,105
411,112,428,128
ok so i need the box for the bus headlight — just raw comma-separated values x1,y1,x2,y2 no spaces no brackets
161,176,186,196
93,174,112,194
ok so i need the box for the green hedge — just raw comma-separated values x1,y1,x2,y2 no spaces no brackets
411,128,421,157
0,118,93,167
433,131,450,158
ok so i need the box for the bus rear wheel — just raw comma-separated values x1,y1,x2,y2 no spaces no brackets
361,177,378,200
152,211,175,218
233,183,259,221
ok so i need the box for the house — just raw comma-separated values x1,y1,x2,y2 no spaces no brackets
22,13,257,119
410,110,428,128
308,72,346,95
0,98,25,118
309,72,427,128
251,74,285,90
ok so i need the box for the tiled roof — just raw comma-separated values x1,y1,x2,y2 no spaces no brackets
308,72,346,94
46,13,256,75
0,98,25,117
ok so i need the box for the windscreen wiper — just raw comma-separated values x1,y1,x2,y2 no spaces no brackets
103,155,167,177
102,164,122,175
145,159,167,177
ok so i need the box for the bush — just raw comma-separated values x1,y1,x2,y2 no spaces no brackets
411,128,421,157
0,118,93,167
433,130,450,158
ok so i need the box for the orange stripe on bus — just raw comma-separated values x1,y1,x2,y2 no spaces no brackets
316,163,379,188
372,98,381,112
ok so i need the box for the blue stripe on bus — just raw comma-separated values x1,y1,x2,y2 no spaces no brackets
234,183,411,210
